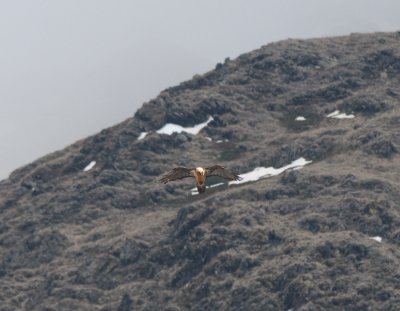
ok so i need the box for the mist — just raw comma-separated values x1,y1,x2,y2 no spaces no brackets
1,0,400,179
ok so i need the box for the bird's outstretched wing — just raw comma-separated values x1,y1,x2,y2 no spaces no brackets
205,165,242,181
160,167,194,184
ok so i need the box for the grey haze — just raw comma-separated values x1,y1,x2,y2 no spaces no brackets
1,0,399,179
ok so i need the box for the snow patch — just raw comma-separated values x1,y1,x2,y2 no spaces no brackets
327,110,355,119
83,161,96,172
295,116,306,121
137,132,148,140
327,110,340,118
190,157,312,195
210,182,225,188
156,117,213,135
230,157,312,185
369,236,382,243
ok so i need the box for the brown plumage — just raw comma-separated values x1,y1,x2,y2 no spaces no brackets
160,165,242,194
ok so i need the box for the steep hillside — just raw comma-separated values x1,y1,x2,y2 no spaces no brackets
1,32,400,310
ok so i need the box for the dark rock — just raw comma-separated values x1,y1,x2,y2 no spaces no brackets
362,49,400,79
21,230,70,265
297,136,337,161
115,239,146,265
301,217,321,233
280,171,298,185
283,49,321,67
339,95,388,115
273,264,314,292
356,130,381,145
341,243,369,261
139,165,163,176
117,293,134,311
368,139,397,158
267,230,283,244
316,242,337,259
171,206,214,238
194,97,233,116
290,82,351,106
139,132,192,154
284,280,309,310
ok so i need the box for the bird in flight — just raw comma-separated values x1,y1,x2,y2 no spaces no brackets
160,165,242,193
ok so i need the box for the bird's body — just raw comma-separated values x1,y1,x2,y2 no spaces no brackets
194,167,206,193
160,165,242,193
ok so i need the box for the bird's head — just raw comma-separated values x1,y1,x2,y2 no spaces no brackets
195,167,205,176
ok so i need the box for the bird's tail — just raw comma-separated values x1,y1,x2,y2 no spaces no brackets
197,184,206,194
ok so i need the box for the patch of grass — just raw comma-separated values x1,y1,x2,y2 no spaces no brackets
280,108,322,132
218,144,246,161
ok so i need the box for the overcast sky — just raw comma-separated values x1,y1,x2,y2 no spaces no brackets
1,0,400,180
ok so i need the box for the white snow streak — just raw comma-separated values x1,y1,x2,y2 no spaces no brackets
190,157,312,195
137,132,148,140
369,236,382,243
83,161,96,172
156,117,213,135
230,157,312,185
327,110,355,119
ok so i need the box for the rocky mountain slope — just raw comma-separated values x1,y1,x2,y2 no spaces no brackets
1,31,400,310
